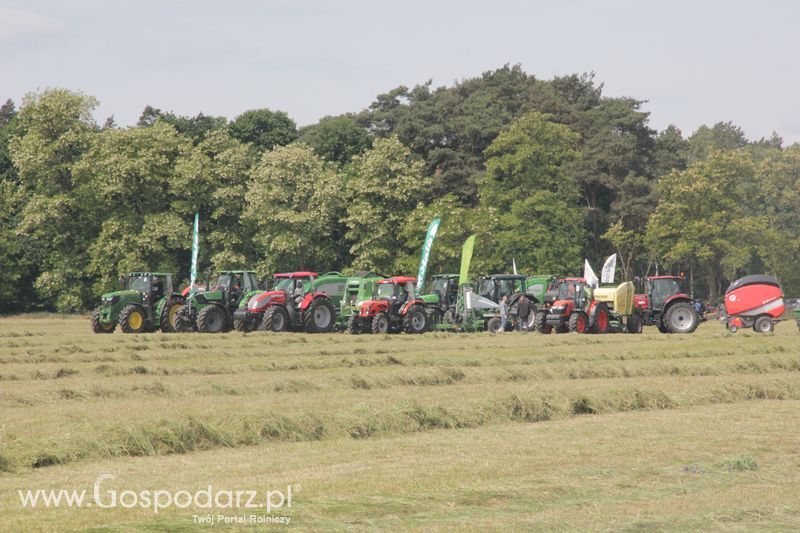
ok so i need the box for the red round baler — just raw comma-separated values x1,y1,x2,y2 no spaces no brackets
723,275,785,333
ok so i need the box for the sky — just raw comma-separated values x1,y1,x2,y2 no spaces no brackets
1,0,798,143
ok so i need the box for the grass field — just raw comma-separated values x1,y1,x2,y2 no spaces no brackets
1,314,799,531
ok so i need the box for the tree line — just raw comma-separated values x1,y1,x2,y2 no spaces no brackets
0,65,798,312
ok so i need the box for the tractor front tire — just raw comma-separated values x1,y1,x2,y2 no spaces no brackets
427,308,443,331
174,304,196,332
197,305,228,333
533,311,551,334
568,312,588,334
486,317,503,334
753,315,774,333
304,298,336,333
119,304,148,334
234,315,257,333
91,307,116,333
371,313,390,334
590,303,610,334
627,313,643,334
159,297,184,333
262,306,289,332
347,314,362,334
665,302,698,334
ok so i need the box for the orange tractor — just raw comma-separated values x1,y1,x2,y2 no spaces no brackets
347,276,428,334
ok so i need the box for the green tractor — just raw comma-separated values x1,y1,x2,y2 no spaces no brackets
475,274,555,332
421,274,460,329
91,272,185,334
174,270,261,333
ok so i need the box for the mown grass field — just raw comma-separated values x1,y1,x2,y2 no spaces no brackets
1,314,799,531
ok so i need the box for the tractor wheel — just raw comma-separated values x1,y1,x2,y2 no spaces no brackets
533,310,551,334
304,298,336,333
728,324,738,333
262,306,289,332
91,307,116,333
753,315,774,333
627,313,643,334
371,313,390,334
346,313,361,334
197,305,227,333
665,302,698,334
590,303,610,334
486,317,503,334
427,308,443,331
403,305,428,334
119,304,148,334
234,315,256,333
174,304,196,332
568,312,588,334
159,297,184,333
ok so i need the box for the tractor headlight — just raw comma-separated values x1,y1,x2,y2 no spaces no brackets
248,295,271,311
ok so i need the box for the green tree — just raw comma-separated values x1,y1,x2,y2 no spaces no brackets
480,111,584,274
646,150,764,301
243,144,345,274
344,136,429,273
229,109,297,152
137,105,228,144
688,121,748,162
297,115,371,165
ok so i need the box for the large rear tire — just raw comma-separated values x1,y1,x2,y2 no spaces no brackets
665,302,698,334
403,305,427,334
197,305,228,333
568,311,588,334
262,306,289,332
371,313,390,334
119,304,148,334
159,297,184,333
304,297,336,333
174,304,196,332
627,313,643,334
91,307,116,333
753,315,774,333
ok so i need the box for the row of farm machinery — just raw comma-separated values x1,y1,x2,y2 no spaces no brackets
90,222,797,336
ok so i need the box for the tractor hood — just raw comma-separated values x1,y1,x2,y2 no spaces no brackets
100,289,142,303
421,293,440,304
246,290,286,312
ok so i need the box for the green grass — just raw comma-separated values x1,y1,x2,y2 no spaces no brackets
1,314,799,530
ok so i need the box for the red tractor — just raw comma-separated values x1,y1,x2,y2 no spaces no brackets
537,278,610,333
232,271,336,333
634,276,700,334
347,276,428,334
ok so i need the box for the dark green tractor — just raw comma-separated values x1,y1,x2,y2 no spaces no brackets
421,274,460,329
174,270,261,333
91,272,185,334
476,274,556,332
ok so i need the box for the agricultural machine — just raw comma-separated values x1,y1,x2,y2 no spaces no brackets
535,278,642,334
336,272,384,330
476,274,552,331
723,275,785,333
174,270,261,333
421,274,460,328
347,276,428,334
233,271,340,333
91,272,185,334
634,275,701,334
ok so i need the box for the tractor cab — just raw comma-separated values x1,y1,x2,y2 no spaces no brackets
423,274,459,307
553,278,593,312
634,275,700,333
636,276,684,312
374,277,416,314
214,271,259,308
478,275,526,302
92,272,184,334
348,276,428,334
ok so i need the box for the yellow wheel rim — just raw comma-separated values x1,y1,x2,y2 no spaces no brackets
129,311,143,330
168,304,180,328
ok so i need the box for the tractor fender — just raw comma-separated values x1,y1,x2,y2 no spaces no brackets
663,293,693,308
304,293,333,311
400,299,425,316
299,292,314,310
587,300,600,326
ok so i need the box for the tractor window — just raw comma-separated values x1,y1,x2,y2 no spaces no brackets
497,280,521,299
478,279,496,300
317,282,345,298
404,282,415,297
215,274,231,290
274,278,293,292
557,282,577,300
429,278,448,296
243,273,258,291
127,275,151,292
650,279,681,308
376,283,396,300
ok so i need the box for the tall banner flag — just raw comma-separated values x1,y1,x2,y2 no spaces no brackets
416,218,441,293
512,258,518,275
601,253,617,284
189,213,199,295
459,235,476,286
584,259,599,288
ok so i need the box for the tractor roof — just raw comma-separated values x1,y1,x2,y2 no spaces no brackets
647,275,682,280
377,276,416,284
486,274,526,281
274,271,317,279
128,272,173,277
432,274,459,279
217,270,257,275
561,277,587,282
352,271,384,278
